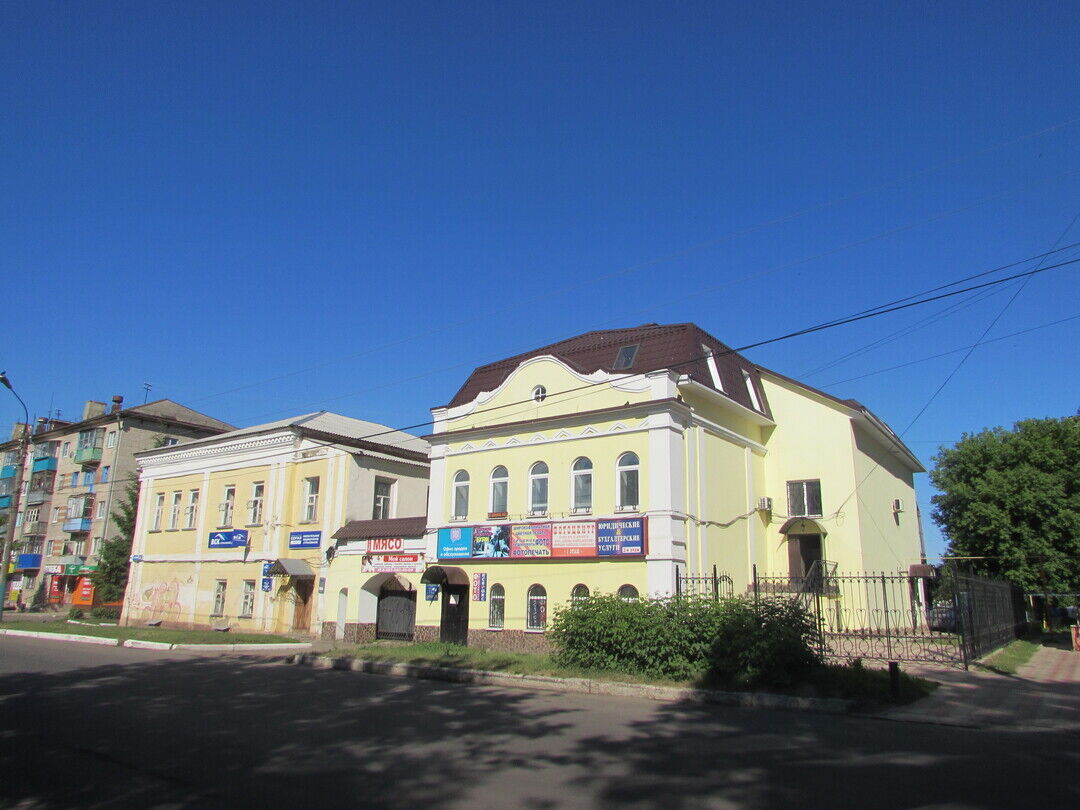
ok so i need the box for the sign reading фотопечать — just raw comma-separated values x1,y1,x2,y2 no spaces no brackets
437,518,646,561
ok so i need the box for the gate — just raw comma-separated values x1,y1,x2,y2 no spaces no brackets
376,584,416,641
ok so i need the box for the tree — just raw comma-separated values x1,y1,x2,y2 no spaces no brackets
91,481,139,603
930,416,1080,592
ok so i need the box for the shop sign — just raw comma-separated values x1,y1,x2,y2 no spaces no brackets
289,531,321,549
472,573,487,601
48,578,62,601
208,529,248,549
436,527,473,559
509,523,552,558
597,518,645,556
74,577,95,606
15,553,42,570
63,564,82,576
425,584,440,601
261,577,273,592
551,521,596,558
368,537,404,553
44,564,62,574
362,554,424,574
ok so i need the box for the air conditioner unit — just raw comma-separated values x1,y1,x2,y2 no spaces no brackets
757,497,773,512
892,498,904,513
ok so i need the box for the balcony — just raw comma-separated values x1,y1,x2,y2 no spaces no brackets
23,521,47,536
26,490,48,506
74,446,102,465
0,494,10,509
32,456,58,473
63,517,92,533
0,464,15,479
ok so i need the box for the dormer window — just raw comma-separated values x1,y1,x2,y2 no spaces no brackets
743,370,763,412
613,344,639,371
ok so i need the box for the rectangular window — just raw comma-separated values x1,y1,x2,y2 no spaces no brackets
95,500,106,519
247,482,264,525
212,580,227,616
219,486,235,527
169,491,182,529
100,466,110,483
302,477,319,522
240,580,256,618
185,490,200,529
106,430,117,448
91,536,102,556
62,441,71,458
25,507,39,524
70,472,78,487
82,471,93,487
787,480,823,518
613,344,640,370
372,478,393,520
151,493,165,530
52,506,62,523
163,437,178,447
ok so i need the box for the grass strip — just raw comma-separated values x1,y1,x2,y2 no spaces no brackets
7,621,299,645
977,638,1041,676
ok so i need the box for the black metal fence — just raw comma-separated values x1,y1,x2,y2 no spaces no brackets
677,562,1026,669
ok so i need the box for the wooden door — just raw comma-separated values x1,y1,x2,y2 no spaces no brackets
292,578,314,631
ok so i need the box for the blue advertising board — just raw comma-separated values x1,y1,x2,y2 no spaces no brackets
437,527,473,559
289,531,321,549
208,529,249,549
261,577,273,592
15,553,42,570
596,518,645,556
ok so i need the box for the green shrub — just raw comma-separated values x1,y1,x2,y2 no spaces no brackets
67,607,85,620
705,596,823,688
90,606,121,621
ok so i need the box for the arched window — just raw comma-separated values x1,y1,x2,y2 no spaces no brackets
528,461,548,513
572,457,592,512
532,385,547,403
526,584,547,630
571,584,590,603
617,584,639,602
488,583,505,629
452,470,469,519
490,466,508,514
616,452,639,509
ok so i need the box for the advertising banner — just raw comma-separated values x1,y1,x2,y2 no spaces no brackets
510,523,552,558
362,554,424,574
208,529,249,549
73,576,95,606
437,527,473,559
368,537,405,553
551,521,596,558
48,577,62,601
472,572,487,601
289,531,321,549
472,525,511,558
596,518,646,556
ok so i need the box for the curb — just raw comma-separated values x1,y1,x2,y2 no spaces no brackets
287,654,854,715
122,639,174,650
172,643,313,653
0,628,118,646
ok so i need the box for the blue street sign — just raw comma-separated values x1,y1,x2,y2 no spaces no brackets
425,584,440,601
289,530,321,549
261,577,273,592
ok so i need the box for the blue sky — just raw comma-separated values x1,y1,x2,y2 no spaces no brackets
2,2,1078,559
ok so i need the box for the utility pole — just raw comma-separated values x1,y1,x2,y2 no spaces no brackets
0,372,30,622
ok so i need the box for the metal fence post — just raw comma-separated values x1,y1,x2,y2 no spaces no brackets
712,564,719,600
752,564,759,607
881,573,893,661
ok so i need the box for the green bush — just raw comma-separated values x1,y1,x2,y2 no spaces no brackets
67,607,85,620
90,606,121,621
705,596,823,688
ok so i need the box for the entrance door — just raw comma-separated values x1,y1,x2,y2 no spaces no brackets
439,584,469,645
292,578,314,631
788,534,823,588
376,583,417,641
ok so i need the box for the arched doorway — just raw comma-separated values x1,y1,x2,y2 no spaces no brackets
375,575,416,641
778,517,828,587
421,566,470,645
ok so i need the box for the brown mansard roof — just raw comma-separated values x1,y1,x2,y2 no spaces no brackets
444,323,771,418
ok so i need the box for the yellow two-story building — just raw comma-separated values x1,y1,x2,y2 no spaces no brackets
393,322,925,651
121,412,429,634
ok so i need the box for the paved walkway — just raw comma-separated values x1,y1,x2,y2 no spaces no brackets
878,642,1080,732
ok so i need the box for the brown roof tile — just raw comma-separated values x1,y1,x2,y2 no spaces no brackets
332,516,427,541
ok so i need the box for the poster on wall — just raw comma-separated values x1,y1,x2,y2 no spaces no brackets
437,527,473,559
551,521,596,558
289,531,321,549
472,572,487,601
472,525,511,558
596,518,646,556
510,523,552,558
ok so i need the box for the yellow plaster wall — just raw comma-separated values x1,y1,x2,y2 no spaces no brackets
851,425,922,572
143,472,206,555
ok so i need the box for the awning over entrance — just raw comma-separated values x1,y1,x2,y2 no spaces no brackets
777,517,827,537
420,565,469,586
267,558,316,578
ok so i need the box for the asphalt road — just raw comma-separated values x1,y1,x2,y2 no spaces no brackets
1,636,1077,809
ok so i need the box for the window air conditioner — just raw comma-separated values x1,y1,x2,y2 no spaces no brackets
757,497,773,512
892,498,904,513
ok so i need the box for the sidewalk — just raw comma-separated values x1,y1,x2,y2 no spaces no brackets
877,643,1080,732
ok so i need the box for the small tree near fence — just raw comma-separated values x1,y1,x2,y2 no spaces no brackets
90,481,139,603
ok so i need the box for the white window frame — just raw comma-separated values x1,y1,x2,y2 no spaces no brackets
302,477,320,523
489,466,508,515
106,430,117,448
95,500,106,520
212,580,227,617
571,457,592,513
184,489,200,529
168,491,182,529
240,580,256,618
787,480,823,518
743,370,763,412
248,482,264,526
452,470,470,520
616,452,640,511
219,485,235,528
702,344,724,391
372,478,393,520
151,493,165,531
527,461,548,515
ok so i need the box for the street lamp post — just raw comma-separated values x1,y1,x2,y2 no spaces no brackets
0,371,30,622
